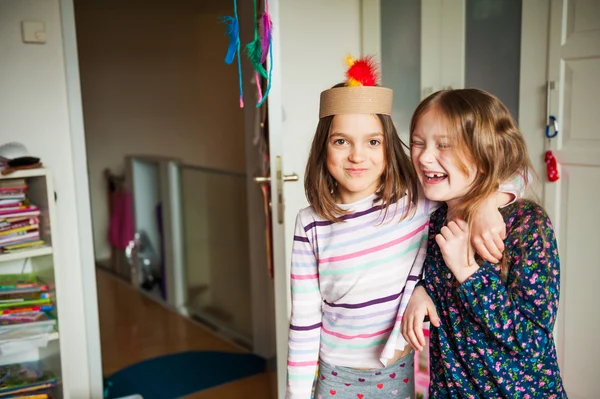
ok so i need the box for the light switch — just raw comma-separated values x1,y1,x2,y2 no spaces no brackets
22,21,46,44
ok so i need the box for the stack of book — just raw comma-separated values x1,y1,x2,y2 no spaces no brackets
0,274,55,342
0,179,43,254
0,362,57,398
0,274,56,397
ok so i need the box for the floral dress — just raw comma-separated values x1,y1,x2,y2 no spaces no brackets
421,200,567,398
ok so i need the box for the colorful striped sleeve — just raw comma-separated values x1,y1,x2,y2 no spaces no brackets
380,215,430,362
498,170,531,206
286,212,322,399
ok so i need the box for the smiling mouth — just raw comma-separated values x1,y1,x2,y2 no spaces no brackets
346,168,367,175
423,172,448,183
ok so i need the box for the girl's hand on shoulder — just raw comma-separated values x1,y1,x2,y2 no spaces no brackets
401,286,440,352
471,197,506,263
436,220,480,284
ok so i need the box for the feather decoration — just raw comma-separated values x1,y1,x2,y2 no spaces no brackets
246,40,267,78
256,39,273,107
245,0,268,78
221,16,239,65
345,55,379,86
259,5,272,63
255,0,273,107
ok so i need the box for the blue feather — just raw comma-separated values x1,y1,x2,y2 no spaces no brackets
221,16,239,65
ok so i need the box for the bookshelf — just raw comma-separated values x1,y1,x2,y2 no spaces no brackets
0,169,62,398
0,246,53,263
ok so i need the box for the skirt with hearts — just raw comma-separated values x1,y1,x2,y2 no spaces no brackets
313,350,415,399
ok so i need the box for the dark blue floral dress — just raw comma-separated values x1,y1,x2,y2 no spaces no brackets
422,200,567,398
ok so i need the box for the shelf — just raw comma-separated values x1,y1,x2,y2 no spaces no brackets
0,329,59,343
0,245,53,263
49,330,59,342
0,168,48,180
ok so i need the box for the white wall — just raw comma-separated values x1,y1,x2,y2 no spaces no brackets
0,0,101,397
74,3,246,260
519,0,550,197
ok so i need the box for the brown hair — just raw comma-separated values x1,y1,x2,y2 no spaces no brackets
305,83,418,223
410,88,535,277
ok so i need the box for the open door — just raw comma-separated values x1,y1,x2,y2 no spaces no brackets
544,1,600,397
264,1,366,396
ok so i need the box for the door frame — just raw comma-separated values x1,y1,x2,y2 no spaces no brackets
518,0,565,367
59,0,104,397
267,1,371,396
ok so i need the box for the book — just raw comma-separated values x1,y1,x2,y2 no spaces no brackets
0,201,23,209
0,211,40,219
0,219,38,233
0,362,56,397
0,180,26,188
0,298,51,310
0,194,26,201
0,225,38,237
0,305,54,316
0,188,27,195
0,291,49,300
2,240,45,253
0,231,39,245
0,206,38,216
0,312,56,330
0,275,43,291
0,199,22,206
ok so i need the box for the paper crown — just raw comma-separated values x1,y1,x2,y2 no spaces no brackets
319,55,393,119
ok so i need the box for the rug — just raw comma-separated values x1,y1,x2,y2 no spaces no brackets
104,351,266,399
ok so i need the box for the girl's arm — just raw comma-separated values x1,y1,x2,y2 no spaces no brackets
401,284,440,352
444,203,560,358
286,213,323,399
471,171,530,262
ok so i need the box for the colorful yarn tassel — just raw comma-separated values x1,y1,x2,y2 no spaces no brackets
255,71,264,104
220,0,244,107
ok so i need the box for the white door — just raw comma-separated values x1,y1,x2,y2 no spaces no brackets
420,0,465,97
545,1,600,397
266,1,366,397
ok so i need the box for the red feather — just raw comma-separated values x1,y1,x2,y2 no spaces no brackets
346,56,379,86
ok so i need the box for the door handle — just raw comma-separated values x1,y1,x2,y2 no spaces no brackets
253,173,299,185
253,176,271,184
254,157,297,224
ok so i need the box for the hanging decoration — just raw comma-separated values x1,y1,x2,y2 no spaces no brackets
221,0,244,108
255,0,273,107
545,115,560,182
545,151,560,182
245,0,268,79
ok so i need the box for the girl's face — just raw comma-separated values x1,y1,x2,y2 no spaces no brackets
410,107,476,208
327,114,385,204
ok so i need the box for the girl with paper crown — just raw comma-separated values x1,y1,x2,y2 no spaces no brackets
286,56,528,399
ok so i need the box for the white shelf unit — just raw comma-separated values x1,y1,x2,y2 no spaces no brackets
0,169,63,398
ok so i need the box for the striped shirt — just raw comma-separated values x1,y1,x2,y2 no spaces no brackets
285,179,525,398
286,193,434,398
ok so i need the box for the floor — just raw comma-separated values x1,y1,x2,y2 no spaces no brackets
96,268,274,399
